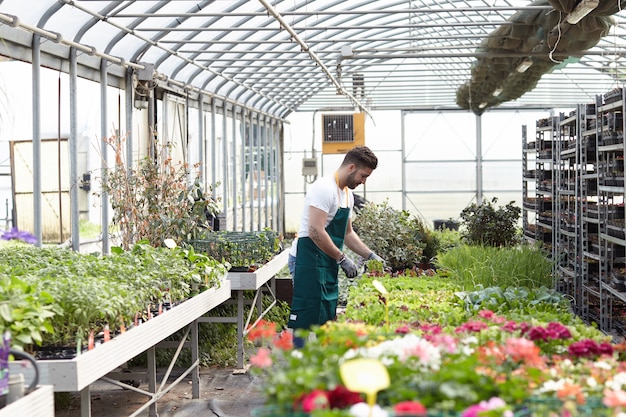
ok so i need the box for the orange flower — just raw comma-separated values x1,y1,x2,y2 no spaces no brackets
504,338,543,366
247,320,277,342
557,382,585,405
273,330,293,350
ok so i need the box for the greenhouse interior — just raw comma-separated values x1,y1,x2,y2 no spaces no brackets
3,1,626,416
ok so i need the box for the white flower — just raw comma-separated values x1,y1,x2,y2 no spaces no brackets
594,360,613,371
586,377,598,388
538,378,573,393
607,372,626,391
349,402,389,417
342,334,442,372
291,350,303,359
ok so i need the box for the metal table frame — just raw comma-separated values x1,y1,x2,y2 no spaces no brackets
201,249,289,368
12,281,231,417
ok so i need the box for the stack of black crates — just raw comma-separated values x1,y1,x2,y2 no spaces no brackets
522,87,626,337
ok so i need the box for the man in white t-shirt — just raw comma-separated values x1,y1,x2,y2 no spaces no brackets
287,146,384,338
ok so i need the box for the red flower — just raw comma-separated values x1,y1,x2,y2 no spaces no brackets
327,385,362,409
299,390,330,412
394,400,427,416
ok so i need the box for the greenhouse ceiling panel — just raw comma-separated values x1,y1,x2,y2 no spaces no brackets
0,0,626,117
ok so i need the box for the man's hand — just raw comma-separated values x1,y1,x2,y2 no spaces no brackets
368,252,384,262
367,252,389,271
337,254,358,278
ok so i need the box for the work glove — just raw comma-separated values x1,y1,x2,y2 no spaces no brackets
366,252,389,271
337,254,358,278
368,252,384,262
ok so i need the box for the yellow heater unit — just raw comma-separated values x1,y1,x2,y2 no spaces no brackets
321,113,365,154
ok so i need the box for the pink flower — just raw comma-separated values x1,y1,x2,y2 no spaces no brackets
395,325,411,334
455,320,488,333
478,310,495,319
501,320,519,333
603,388,626,408
568,339,614,358
250,347,272,368
394,400,427,416
300,389,330,412
546,322,572,339
461,397,512,417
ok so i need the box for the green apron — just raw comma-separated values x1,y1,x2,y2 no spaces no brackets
288,205,350,330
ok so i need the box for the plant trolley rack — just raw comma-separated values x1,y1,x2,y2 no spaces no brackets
201,249,289,368
13,280,231,417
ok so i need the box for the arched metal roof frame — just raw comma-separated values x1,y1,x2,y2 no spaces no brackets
1,1,626,119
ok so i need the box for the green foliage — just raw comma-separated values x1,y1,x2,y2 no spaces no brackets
459,197,521,247
0,276,58,351
187,229,281,270
353,200,438,270
435,243,553,290
0,243,227,348
343,275,468,328
431,227,463,254
99,137,219,250
455,286,574,322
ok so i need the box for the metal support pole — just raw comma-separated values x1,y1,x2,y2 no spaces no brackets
80,386,91,417
257,117,263,229
191,320,200,398
232,106,238,230
69,48,80,251
125,70,134,172
198,96,205,183
475,113,483,205
32,34,42,246
147,346,158,417
241,111,247,231
401,110,407,211
100,60,109,254
211,99,217,190
248,113,254,231
222,102,229,224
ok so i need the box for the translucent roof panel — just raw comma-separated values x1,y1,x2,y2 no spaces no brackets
0,0,625,118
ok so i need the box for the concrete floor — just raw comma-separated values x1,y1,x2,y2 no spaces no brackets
55,366,266,417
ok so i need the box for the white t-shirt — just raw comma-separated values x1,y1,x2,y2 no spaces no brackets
289,175,354,257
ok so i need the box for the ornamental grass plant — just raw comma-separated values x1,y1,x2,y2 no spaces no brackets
435,243,554,290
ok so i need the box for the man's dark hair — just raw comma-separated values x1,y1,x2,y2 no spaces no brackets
341,146,378,170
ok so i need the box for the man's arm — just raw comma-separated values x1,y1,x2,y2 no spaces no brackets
343,219,374,258
308,206,343,261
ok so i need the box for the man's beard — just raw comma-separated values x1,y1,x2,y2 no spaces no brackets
346,172,359,189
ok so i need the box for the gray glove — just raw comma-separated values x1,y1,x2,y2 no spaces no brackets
368,252,384,262
366,252,388,271
337,254,358,278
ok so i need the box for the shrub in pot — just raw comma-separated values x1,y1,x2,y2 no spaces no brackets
459,197,521,247
353,200,438,270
